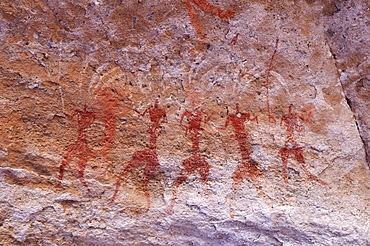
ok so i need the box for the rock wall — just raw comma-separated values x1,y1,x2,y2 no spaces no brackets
0,0,369,245
323,0,370,165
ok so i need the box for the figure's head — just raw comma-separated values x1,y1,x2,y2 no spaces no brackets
288,104,293,113
96,86,109,98
96,86,124,104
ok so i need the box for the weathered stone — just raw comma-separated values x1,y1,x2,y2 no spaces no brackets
0,0,369,245
323,0,370,166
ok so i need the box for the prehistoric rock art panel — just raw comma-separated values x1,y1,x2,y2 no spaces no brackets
278,105,329,188
55,105,96,192
184,0,235,42
1,0,370,244
110,100,166,210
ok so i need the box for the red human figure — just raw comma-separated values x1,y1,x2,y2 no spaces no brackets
180,108,212,153
278,105,329,188
56,105,96,192
183,0,235,42
219,103,258,161
135,99,167,147
167,105,212,212
109,100,166,211
96,87,124,173
219,103,263,218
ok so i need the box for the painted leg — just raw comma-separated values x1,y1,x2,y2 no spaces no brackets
78,169,91,193
142,166,157,212
245,159,262,182
55,154,72,188
109,160,139,204
294,151,329,187
109,177,122,205
199,160,210,185
228,164,245,219
55,161,67,188
229,179,242,219
299,163,329,187
279,148,290,187
141,178,151,213
166,175,187,213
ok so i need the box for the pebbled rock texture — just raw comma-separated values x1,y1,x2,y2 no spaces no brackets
0,0,369,245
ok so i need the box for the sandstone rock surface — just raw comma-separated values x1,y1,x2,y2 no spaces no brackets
0,0,369,245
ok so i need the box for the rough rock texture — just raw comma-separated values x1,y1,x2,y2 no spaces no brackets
0,0,369,245
323,0,370,165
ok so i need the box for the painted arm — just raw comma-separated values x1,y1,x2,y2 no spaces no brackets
299,110,312,124
180,111,189,128
133,108,148,117
250,115,259,125
280,115,285,127
180,111,190,136
64,110,78,119
140,108,149,117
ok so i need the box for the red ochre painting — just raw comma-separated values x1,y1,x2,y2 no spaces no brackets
96,87,125,174
183,0,235,42
167,92,213,212
55,97,330,215
278,105,329,188
110,100,167,211
56,105,96,192
218,103,264,218
51,2,329,212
